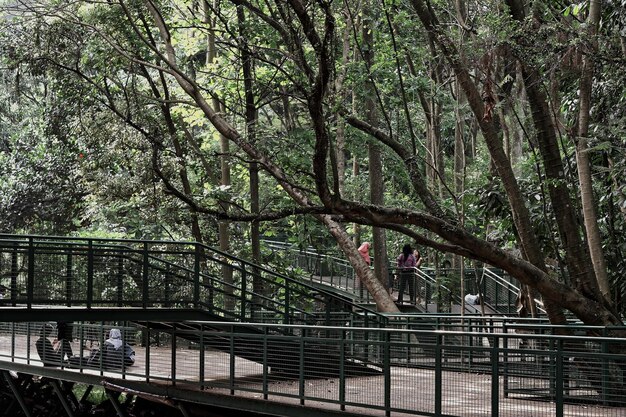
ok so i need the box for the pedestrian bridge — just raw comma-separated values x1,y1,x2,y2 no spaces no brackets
0,235,624,417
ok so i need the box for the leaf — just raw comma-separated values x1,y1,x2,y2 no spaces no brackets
573,4,581,16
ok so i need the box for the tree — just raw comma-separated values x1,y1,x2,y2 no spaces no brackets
575,0,611,301
1,0,624,327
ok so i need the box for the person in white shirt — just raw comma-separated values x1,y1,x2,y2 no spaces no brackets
464,293,481,305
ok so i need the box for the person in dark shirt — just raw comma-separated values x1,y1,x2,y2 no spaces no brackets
55,321,74,361
396,244,417,304
36,324,62,366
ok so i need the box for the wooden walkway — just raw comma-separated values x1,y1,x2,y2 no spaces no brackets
0,336,623,417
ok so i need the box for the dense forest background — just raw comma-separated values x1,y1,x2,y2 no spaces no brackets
0,0,625,324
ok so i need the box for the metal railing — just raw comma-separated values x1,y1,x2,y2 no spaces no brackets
263,240,527,315
0,320,624,417
0,234,385,329
264,239,357,291
387,267,456,312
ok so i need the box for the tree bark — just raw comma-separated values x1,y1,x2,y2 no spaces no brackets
505,0,601,303
237,6,263,313
205,0,233,309
363,0,389,291
575,0,611,301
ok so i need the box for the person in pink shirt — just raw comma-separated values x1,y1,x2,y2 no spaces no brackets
357,242,371,266
356,242,371,297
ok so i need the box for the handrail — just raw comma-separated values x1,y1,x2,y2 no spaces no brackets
262,239,525,315
1,319,624,417
388,266,458,312
0,234,387,328
483,268,519,293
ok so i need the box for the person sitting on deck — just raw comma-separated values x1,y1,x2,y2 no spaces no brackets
88,328,135,369
464,293,481,305
36,324,63,366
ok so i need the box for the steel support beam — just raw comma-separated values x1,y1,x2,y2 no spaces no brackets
50,379,76,417
2,371,32,417
0,307,213,322
106,390,128,417
177,403,191,417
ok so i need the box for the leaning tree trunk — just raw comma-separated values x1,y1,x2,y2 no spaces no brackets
505,0,602,304
408,0,570,325
576,0,611,301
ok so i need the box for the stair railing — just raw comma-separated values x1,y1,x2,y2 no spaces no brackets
0,234,387,329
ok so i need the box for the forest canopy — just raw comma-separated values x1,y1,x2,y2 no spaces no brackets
0,0,625,325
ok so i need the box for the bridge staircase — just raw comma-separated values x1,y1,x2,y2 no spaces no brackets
262,239,523,316
0,234,386,377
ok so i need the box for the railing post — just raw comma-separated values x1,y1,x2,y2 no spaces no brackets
435,333,442,417
199,323,205,390
284,283,290,324
601,328,609,405
240,265,247,321
145,327,151,383
65,250,73,307
229,325,235,395
164,264,172,308
262,326,268,400
194,244,201,309
555,339,563,417
171,328,177,386
116,254,124,307
491,335,500,417
503,324,509,398
340,329,346,411
299,329,305,405
27,237,34,308
87,240,94,308
142,242,149,309
12,322,17,362
384,330,391,417
11,244,18,306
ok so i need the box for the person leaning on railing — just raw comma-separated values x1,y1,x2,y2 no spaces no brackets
396,244,417,305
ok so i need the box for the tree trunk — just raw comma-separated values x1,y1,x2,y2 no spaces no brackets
334,7,351,197
453,0,467,270
205,0,233,309
453,79,465,271
237,6,263,313
363,1,388,291
576,0,610,301
506,0,601,303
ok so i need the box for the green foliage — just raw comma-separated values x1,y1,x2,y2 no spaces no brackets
1,0,625,318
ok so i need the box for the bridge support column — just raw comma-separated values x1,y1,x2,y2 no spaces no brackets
2,371,32,417
106,389,128,417
50,379,76,417
177,403,191,417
